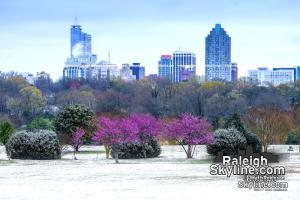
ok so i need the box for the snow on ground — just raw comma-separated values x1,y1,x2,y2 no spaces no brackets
0,145,300,200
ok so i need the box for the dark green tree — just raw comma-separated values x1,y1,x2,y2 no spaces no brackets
53,104,95,146
224,112,246,133
285,128,300,144
225,112,262,153
0,121,14,145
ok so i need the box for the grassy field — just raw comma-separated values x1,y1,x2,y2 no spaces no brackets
0,145,299,200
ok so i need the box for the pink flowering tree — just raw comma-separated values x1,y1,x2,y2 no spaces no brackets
92,117,120,159
128,113,161,141
164,113,214,158
70,128,85,160
92,116,139,161
128,113,161,157
111,117,139,163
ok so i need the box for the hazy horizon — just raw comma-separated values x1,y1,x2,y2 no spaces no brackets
1,0,300,80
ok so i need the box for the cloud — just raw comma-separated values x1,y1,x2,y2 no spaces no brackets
72,42,83,58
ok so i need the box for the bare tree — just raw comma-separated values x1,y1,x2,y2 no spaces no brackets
244,107,294,152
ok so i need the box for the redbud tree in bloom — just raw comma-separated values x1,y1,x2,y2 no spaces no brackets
127,113,161,158
128,113,161,141
164,113,214,158
92,116,139,159
70,128,85,160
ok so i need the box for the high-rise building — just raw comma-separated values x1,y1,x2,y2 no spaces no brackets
205,24,231,82
273,67,297,81
158,55,172,80
121,64,136,81
70,23,92,59
231,63,238,82
130,63,145,80
172,50,196,82
296,66,300,80
64,21,98,79
63,65,86,79
248,67,294,86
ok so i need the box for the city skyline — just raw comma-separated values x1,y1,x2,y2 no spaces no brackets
1,0,300,80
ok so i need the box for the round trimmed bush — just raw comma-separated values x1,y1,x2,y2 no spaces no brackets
207,128,247,156
5,130,61,160
111,139,161,159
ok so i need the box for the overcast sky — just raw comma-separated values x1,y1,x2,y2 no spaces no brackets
1,0,300,80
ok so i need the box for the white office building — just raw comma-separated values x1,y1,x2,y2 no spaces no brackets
86,61,120,80
120,64,136,81
248,67,294,86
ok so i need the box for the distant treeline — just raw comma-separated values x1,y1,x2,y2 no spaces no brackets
0,76,300,129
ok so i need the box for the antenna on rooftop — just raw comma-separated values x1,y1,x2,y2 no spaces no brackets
108,51,111,63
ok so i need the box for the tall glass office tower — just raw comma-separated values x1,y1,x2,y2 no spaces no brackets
70,23,92,59
205,24,231,81
64,21,97,80
158,55,172,80
172,50,196,83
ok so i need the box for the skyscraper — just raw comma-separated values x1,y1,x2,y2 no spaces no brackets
158,55,172,80
130,63,145,80
205,24,231,82
70,23,92,59
172,50,196,83
64,21,97,79
231,63,238,82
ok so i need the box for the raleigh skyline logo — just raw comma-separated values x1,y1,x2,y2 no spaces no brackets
210,156,288,191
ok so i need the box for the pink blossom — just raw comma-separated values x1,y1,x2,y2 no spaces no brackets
71,128,85,152
163,113,214,158
128,113,161,140
92,117,120,146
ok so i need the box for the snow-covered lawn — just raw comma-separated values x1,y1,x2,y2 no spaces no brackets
0,145,300,200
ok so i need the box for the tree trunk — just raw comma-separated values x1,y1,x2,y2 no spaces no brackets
186,145,193,158
114,152,119,164
263,144,268,152
73,150,77,160
104,145,110,159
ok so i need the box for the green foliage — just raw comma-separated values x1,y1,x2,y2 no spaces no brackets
207,128,247,156
1,74,300,131
201,81,225,90
5,130,61,160
27,117,53,131
19,86,46,122
243,129,262,153
224,112,246,134
53,104,95,144
0,121,14,145
111,138,161,159
224,112,262,153
285,128,300,144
